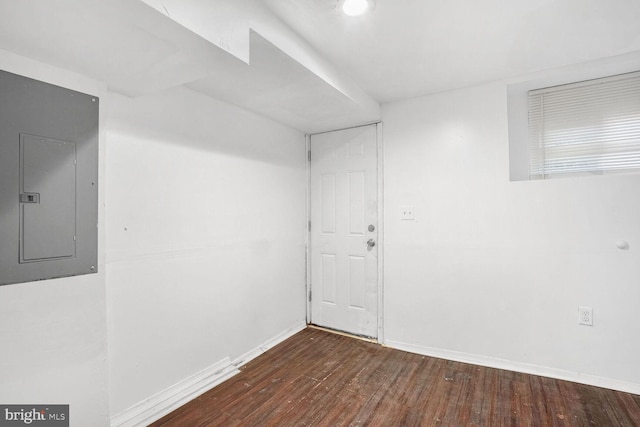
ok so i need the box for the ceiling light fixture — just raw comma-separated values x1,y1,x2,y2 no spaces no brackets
341,0,374,17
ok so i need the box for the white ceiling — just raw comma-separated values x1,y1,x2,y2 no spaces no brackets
263,0,640,103
1,0,639,133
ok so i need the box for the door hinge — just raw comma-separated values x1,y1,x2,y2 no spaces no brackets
308,220,311,232
308,150,311,162
308,289,312,302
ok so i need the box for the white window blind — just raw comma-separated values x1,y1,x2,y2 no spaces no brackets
528,71,640,178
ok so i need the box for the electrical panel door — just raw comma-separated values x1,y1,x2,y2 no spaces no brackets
20,134,77,262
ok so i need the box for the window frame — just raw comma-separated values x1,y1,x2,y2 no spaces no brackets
507,58,640,181
528,71,640,179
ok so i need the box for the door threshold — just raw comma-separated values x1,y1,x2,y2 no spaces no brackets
307,324,377,343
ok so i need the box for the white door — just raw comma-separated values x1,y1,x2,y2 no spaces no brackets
310,124,378,338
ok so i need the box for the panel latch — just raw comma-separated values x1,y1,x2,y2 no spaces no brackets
19,193,40,203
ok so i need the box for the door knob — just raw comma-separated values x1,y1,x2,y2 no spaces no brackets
367,239,376,248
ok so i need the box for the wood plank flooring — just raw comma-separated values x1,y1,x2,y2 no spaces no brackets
150,327,640,426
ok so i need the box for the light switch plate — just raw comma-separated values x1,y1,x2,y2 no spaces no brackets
400,205,415,220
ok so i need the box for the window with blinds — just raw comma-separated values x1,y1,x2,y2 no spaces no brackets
528,71,640,179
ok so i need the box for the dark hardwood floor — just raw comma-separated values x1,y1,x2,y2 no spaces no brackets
151,327,640,426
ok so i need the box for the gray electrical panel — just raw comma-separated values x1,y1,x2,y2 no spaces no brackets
0,70,99,286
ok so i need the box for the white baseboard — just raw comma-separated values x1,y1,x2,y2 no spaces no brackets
232,321,307,368
111,357,238,427
111,321,307,427
385,339,640,396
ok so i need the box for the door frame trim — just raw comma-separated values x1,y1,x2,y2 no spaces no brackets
305,133,312,327
305,122,384,344
375,122,384,344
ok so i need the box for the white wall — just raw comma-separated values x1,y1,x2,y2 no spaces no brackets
105,86,307,416
0,50,110,425
382,61,640,393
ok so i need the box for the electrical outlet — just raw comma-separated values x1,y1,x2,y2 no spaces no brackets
578,307,593,326
400,206,415,220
